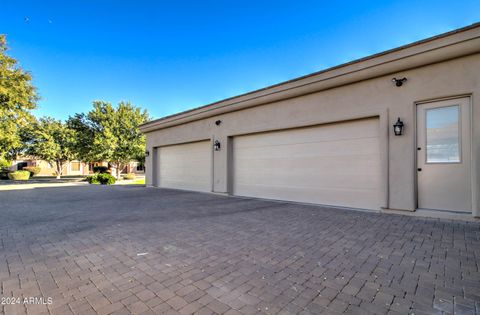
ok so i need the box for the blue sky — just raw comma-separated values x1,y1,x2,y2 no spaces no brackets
1,1,479,121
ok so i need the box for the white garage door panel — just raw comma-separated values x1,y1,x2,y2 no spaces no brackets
158,141,211,192
233,118,382,210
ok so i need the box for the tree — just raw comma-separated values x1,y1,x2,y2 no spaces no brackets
0,34,39,160
68,101,149,178
66,112,96,162
24,117,76,178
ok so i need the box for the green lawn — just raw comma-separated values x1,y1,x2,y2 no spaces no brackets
129,178,145,185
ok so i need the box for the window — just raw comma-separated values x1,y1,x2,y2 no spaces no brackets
71,162,81,172
426,105,460,163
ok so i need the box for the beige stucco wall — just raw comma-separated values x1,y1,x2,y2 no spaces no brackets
144,53,480,217
10,159,91,176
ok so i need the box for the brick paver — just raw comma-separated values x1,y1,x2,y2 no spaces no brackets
0,185,479,314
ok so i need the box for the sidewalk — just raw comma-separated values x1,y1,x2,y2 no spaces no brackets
0,179,88,190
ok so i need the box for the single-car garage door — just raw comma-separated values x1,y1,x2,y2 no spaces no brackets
156,140,211,192
232,118,382,210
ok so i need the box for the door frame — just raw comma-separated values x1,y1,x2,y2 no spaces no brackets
414,94,473,212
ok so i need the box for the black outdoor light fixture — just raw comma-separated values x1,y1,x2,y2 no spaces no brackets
392,77,407,87
145,150,150,157
215,120,222,126
213,140,221,151
393,118,404,136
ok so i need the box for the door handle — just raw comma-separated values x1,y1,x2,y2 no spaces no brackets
417,168,422,171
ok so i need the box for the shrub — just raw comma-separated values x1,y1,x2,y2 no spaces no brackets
0,158,10,168
86,174,100,184
93,166,109,173
8,170,30,181
86,173,115,185
23,166,42,177
97,173,116,185
0,168,12,180
122,173,136,180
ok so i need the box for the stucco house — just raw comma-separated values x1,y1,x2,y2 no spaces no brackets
140,23,480,218
10,158,90,176
9,158,145,176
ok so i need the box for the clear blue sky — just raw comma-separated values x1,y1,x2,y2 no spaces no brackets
1,1,479,121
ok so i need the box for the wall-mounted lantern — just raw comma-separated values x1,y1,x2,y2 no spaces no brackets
145,150,150,157
215,120,222,126
213,140,221,151
391,77,407,87
393,118,404,136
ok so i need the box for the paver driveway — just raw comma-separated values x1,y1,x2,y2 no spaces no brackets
0,185,479,315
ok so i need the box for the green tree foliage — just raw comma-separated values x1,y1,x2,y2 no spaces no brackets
23,117,76,178
66,112,96,162
68,101,149,178
0,35,38,160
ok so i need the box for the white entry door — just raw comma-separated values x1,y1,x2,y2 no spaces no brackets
232,118,382,210
416,97,471,212
156,141,212,192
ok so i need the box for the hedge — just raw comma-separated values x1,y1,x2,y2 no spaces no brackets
23,166,42,177
8,170,31,181
86,173,116,185
0,169,11,180
98,173,116,185
0,158,10,168
86,174,100,184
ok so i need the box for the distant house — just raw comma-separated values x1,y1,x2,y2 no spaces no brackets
9,157,145,176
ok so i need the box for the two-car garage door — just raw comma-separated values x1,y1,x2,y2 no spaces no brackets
232,118,382,210
155,118,382,210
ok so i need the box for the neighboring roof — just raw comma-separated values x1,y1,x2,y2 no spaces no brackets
140,22,480,133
